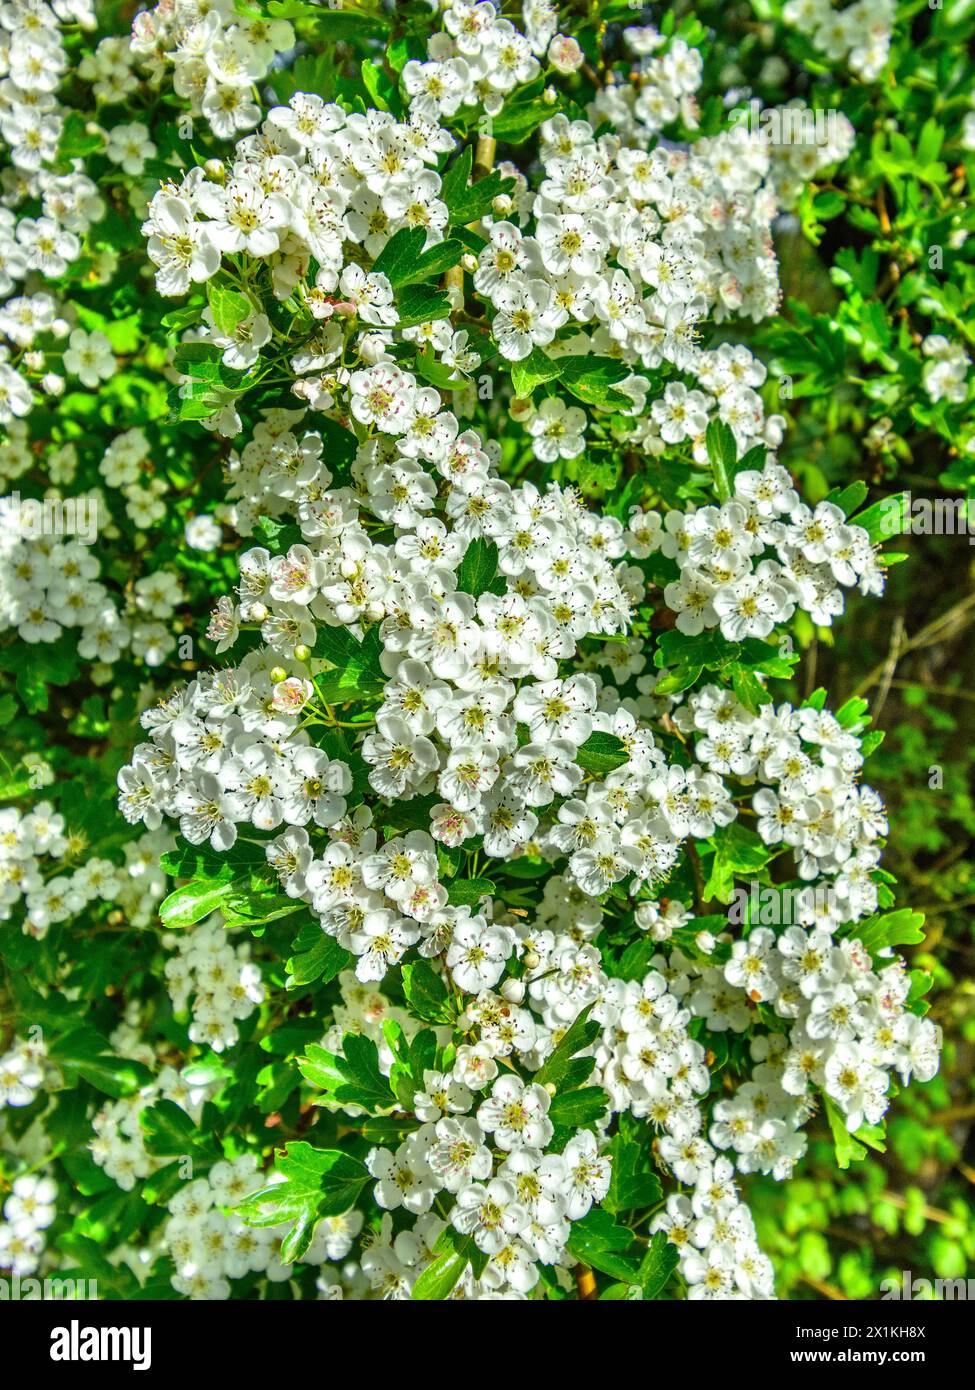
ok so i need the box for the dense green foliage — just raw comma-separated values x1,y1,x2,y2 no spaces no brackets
0,0,971,1302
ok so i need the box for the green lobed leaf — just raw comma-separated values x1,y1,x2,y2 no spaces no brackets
235,1143,369,1262
401,960,456,1024
575,731,630,775
457,538,499,596
299,1033,395,1113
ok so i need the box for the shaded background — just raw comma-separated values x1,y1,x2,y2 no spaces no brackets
752,120,973,1303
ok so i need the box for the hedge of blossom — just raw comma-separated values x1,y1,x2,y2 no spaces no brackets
0,0,966,1302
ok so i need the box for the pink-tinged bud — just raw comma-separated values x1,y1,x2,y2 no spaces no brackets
548,35,584,75
272,676,312,713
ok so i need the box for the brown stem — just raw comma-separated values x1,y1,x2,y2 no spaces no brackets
800,1275,849,1300
472,135,496,183
851,593,975,699
575,1264,598,1300
872,614,906,719
878,1190,953,1224
687,842,707,916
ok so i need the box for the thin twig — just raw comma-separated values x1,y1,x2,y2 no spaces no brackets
878,1191,955,1224
872,615,906,719
886,678,975,706
852,594,975,698
800,1275,849,1300
909,893,975,916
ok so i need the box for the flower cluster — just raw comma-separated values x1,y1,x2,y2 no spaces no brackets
90,1043,208,1193
686,923,939,1164
163,916,266,1053
144,81,814,465
288,968,615,1298
272,899,775,1301
676,686,887,902
0,799,109,934
362,1082,610,1295
520,904,773,1299
0,1032,48,1109
743,102,855,212
779,0,894,81
0,0,948,1307
0,496,186,668
0,793,171,936
130,0,295,142
143,101,450,326
114,316,906,1300
0,0,109,423
474,111,785,427
163,1158,294,1299
633,459,885,640
921,335,970,406
590,29,703,144
118,390,727,982
402,0,542,119
0,1172,57,1276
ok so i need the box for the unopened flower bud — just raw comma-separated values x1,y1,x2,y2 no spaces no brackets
548,34,583,74
204,159,226,182
523,950,541,971
501,979,525,1004
358,333,390,365
269,666,287,685
492,194,514,217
